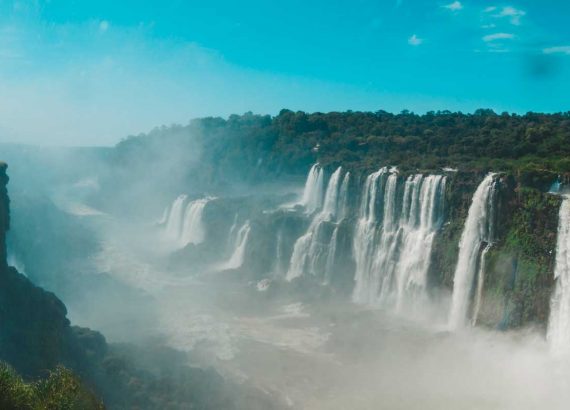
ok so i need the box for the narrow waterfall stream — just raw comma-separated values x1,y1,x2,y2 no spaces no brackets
448,173,497,329
548,195,570,353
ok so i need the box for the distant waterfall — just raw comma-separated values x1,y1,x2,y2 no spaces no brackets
547,196,570,353
163,195,211,248
448,174,497,329
301,164,325,213
286,166,345,281
180,198,209,247
352,170,447,309
219,221,251,270
164,195,188,241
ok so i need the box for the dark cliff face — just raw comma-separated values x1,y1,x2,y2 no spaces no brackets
0,163,106,378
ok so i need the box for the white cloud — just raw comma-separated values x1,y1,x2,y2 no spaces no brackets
484,6,497,12
543,46,570,55
443,1,463,11
482,23,496,29
408,34,423,46
494,6,526,25
99,20,109,33
483,33,514,42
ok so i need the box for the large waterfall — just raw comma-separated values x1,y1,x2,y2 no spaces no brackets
448,174,497,329
163,196,211,248
286,167,349,281
547,195,570,353
352,170,447,309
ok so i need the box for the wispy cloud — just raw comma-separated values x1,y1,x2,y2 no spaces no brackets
483,33,514,42
494,6,526,25
408,34,423,46
543,46,570,55
443,1,463,11
484,6,497,13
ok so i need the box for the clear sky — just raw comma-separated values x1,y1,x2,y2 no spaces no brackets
0,0,569,146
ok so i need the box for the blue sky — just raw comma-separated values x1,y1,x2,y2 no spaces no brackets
0,0,569,145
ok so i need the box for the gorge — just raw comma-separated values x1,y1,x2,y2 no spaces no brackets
2,110,570,409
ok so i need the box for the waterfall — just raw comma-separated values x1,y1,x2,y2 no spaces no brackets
352,169,388,303
393,175,447,310
352,171,447,309
163,195,212,248
286,166,344,281
322,167,343,218
547,196,570,353
179,198,210,247
164,195,188,241
338,172,351,220
324,225,340,284
219,221,251,270
448,173,497,329
301,164,325,213
471,244,491,326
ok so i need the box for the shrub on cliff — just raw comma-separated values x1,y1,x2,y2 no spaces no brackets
0,362,103,410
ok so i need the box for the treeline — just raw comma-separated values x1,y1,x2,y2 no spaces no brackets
112,109,570,188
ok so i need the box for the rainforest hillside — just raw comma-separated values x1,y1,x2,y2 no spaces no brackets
112,109,570,186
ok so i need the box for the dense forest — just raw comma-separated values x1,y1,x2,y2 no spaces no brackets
113,109,570,187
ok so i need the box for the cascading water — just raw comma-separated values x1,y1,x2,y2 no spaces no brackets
547,195,570,353
352,171,447,309
164,195,188,241
163,195,211,248
301,164,325,214
179,198,210,247
286,166,345,281
448,173,497,329
219,221,251,270
352,169,386,303
337,172,351,221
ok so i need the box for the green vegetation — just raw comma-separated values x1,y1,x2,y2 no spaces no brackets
0,362,103,410
114,109,570,186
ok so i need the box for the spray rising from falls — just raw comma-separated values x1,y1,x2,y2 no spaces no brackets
352,170,447,310
547,195,570,353
286,167,349,281
163,196,212,248
448,173,497,329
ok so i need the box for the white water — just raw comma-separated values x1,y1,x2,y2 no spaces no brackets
219,221,251,270
179,198,209,247
301,163,325,214
163,195,211,248
338,172,350,220
164,194,188,241
286,166,345,281
352,171,446,310
321,167,343,219
472,243,492,326
547,195,570,353
448,173,497,329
